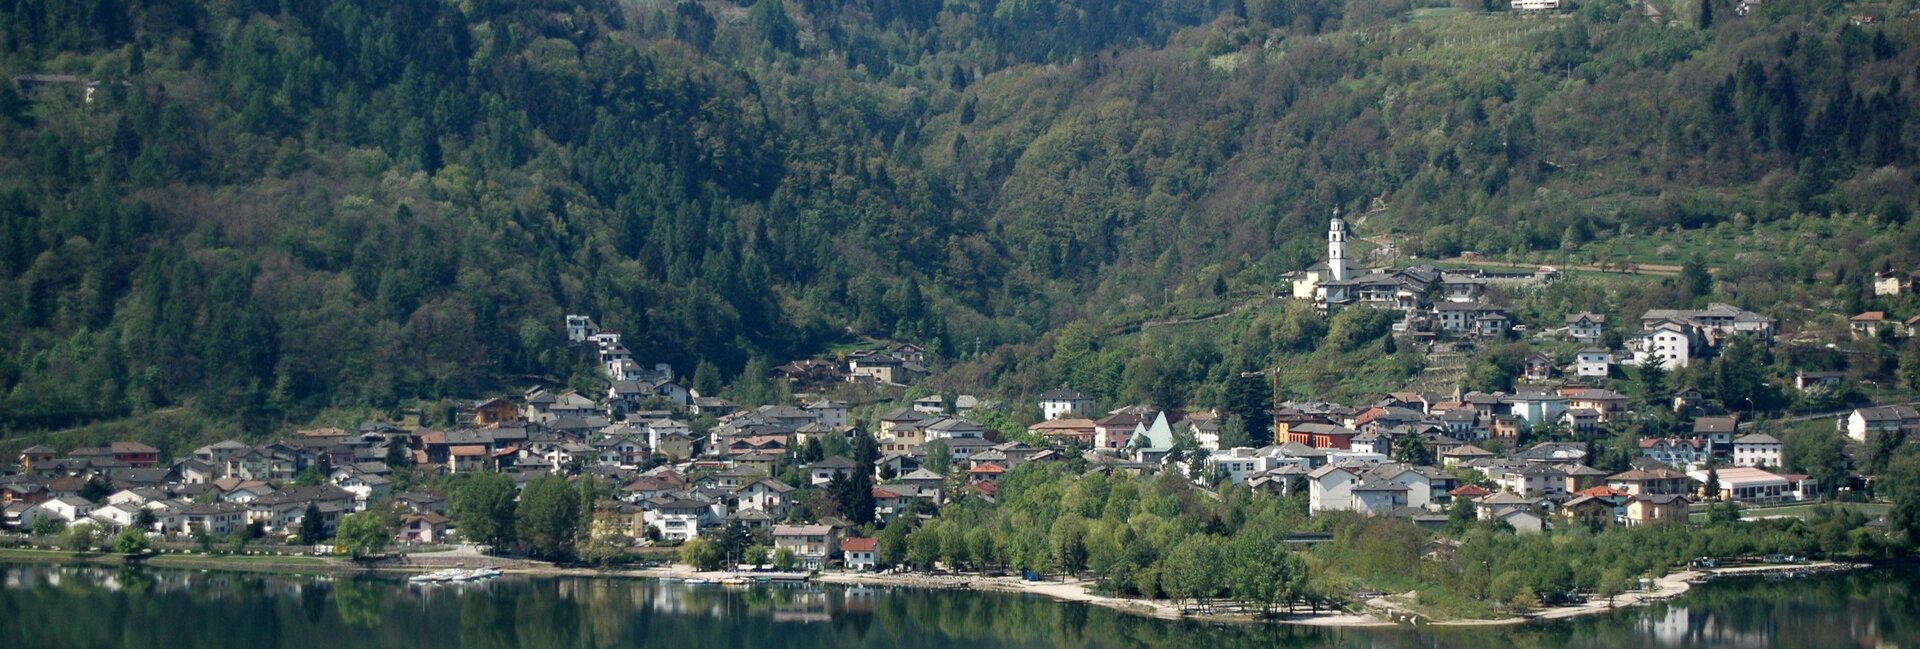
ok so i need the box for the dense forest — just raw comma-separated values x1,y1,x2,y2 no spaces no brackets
3,0,1920,438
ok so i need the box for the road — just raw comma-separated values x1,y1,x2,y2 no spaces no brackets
1759,401,1919,426
1438,257,1685,277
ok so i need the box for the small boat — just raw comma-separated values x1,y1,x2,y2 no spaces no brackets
684,578,712,585
412,569,474,584
472,568,503,579
720,576,751,586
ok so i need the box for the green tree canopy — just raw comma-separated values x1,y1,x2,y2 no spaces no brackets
515,475,582,560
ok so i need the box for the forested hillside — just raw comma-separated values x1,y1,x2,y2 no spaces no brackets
2,0,1919,436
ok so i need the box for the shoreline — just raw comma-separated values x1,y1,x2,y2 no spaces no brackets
0,548,1878,628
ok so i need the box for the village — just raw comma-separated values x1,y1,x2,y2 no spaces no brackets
2,213,1914,583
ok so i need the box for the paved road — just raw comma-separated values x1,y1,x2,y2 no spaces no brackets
1758,401,1919,426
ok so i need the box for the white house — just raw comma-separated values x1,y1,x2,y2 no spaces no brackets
1366,464,1440,509
1731,434,1782,468
89,503,144,529
156,502,248,538
566,315,600,343
925,417,988,441
1307,465,1360,514
1845,405,1920,442
1576,348,1612,377
1508,390,1570,427
808,456,859,486
1188,416,1222,451
642,418,692,449
1630,322,1695,370
803,400,850,428
1435,302,1509,333
1494,465,1568,498
646,497,715,542
734,479,795,520
41,496,95,523
1640,437,1712,468
1559,408,1601,434
1038,388,1095,421
841,537,878,570
1566,312,1605,341
335,474,391,509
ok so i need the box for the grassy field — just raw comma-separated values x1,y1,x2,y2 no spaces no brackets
1686,501,1886,523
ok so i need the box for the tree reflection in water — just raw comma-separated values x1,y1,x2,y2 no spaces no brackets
0,565,1917,648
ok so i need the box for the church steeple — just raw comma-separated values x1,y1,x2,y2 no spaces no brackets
1328,208,1349,281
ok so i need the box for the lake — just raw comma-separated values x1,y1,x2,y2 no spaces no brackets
1,563,1916,648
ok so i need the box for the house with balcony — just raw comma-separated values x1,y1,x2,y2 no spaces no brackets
773,524,840,569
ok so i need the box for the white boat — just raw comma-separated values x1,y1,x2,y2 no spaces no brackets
411,569,471,584
472,568,503,579
684,578,712,585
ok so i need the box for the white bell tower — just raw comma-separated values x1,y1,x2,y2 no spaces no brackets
1328,208,1350,282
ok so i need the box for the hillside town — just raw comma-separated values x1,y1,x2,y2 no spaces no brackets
1,293,1909,569
0,217,1914,574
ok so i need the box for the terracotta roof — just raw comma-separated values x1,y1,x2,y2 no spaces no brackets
1576,485,1627,498
840,537,878,552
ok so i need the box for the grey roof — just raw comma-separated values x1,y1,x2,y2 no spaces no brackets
900,468,946,482
736,478,796,494
926,418,986,434
1039,388,1092,401
1858,405,1920,421
1693,417,1739,434
1733,433,1781,445
809,456,858,470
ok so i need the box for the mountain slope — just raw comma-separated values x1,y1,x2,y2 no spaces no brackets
1,0,1916,435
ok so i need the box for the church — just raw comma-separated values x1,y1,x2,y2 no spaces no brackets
1286,212,1444,311
1288,210,1367,301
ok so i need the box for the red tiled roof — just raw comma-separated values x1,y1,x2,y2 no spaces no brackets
840,537,878,552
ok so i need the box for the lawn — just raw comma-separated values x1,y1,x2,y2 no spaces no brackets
1686,501,1886,523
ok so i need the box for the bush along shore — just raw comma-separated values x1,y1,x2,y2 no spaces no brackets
0,496,1897,629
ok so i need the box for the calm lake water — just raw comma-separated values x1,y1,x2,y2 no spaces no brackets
1,563,1916,648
